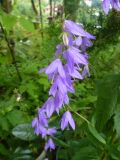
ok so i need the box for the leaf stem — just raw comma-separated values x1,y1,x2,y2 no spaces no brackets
68,105,90,124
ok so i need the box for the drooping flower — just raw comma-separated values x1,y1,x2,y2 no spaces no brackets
54,91,69,114
38,108,48,127
55,44,63,57
43,97,55,118
49,76,67,97
61,111,75,130
64,20,95,39
102,0,120,14
82,65,90,78
45,138,56,151
66,47,88,65
45,59,66,79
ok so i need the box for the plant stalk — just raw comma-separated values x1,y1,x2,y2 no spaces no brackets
0,22,22,81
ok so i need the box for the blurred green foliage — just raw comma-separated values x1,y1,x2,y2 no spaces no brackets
0,0,120,160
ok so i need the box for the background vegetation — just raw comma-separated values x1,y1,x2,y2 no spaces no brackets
0,0,120,159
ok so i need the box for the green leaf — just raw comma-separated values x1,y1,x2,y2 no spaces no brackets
1,12,17,30
0,116,10,131
72,146,100,160
95,73,120,131
19,17,34,32
114,105,120,136
11,147,33,160
0,144,9,157
12,123,37,141
107,144,120,160
114,88,120,137
57,148,69,160
6,110,27,126
52,136,69,148
88,124,106,145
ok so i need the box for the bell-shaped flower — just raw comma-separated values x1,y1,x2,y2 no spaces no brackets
47,127,57,136
54,91,69,114
102,0,120,14
70,68,83,79
102,0,111,14
81,37,93,52
32,117,40,135
64,47,88,73
41,127,57,138
61,111,75,130
38,108,48,127
49,76,67,97
32,118,47,136
64,20,95,39
45,59,66,79
111,0,120,11
82,65,90,78
75,36,82,46
64,64,83,80
43,97,55,118
49,75,74,98
45,138,56,151
55,44,63,57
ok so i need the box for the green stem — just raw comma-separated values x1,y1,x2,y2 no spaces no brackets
38,0,43,38
35,150,46,160
0,22,22,81
68,105,90,124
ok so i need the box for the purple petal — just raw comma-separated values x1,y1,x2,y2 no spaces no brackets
64,20,88,37
54,92,64,113
57,61,66,78
70,68,83,79
102,0,110,14
64,94,69,104
111,0,120,11
44,97,55,118
39,67,46,73
64,20,95,39
67,47,88,65
49,79,57,96
61,111,75,130
38,108,48,127
82,65,90,77
55,44,63,57
75,36,82,46
66,111,75,130
47,128,57,136
45,138,55,151
45,59,59,75
56,76,67,96
32,117,38,128
61,113,68,130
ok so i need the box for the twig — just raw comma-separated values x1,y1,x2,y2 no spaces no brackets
38,0,43,38
31,0,38,15
0,22,22,81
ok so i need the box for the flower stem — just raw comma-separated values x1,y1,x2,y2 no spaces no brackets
68,105,90,124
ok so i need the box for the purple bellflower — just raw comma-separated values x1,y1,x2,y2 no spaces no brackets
102,0,120,14
45,138,56,151
63,20,95,39
45,58,66,79
61,111,75,130
32,20,95,154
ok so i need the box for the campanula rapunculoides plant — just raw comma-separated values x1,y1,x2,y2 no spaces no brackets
32,1,120,158
32,19,95,152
